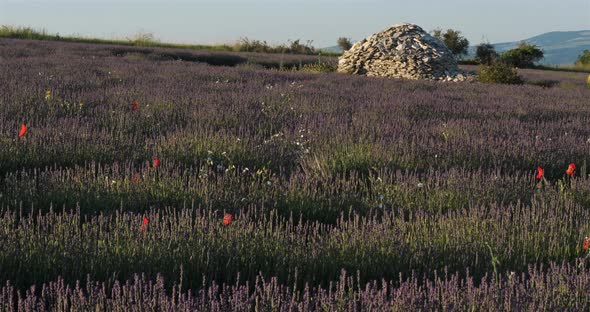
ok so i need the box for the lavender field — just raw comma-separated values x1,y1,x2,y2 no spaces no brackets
1,38,590,310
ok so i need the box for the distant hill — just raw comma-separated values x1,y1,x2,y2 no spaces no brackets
487,30,590,65
321,45,343,53
323,30,590,65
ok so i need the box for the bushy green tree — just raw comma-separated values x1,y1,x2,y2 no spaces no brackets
475,43,498,65
337,37,352,51
501,42,544,68
431,28,470,57
575,50,590,65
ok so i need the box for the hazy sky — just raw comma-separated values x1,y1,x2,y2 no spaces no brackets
1,0,589,47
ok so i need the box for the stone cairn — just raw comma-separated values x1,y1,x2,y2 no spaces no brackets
338,23,472,82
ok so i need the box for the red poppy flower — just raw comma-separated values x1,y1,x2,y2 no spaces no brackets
223,213,233,225
566,163,576,176
132,101,139,111
536,166,544,179
140,217,149,232
583,237,590,251
18,124,27,137
153,157,160,168
133,174,140,184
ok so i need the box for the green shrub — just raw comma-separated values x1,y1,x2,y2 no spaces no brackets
478,62,523,84
300,61,336,73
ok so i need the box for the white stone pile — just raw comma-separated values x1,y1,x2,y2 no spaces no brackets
338,23,472,82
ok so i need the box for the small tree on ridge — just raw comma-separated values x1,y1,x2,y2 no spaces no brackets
432,28,470,57
475,43,498,65
576,50,590,66
337,37,352,51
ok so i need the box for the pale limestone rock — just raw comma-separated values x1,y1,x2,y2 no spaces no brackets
338,23,473,82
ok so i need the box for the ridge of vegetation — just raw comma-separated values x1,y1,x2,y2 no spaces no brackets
0,25,341,57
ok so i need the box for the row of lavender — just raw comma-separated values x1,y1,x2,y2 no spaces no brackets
0,198,588,291
1,264,589,311
2,38,590,307
0,161,548,218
